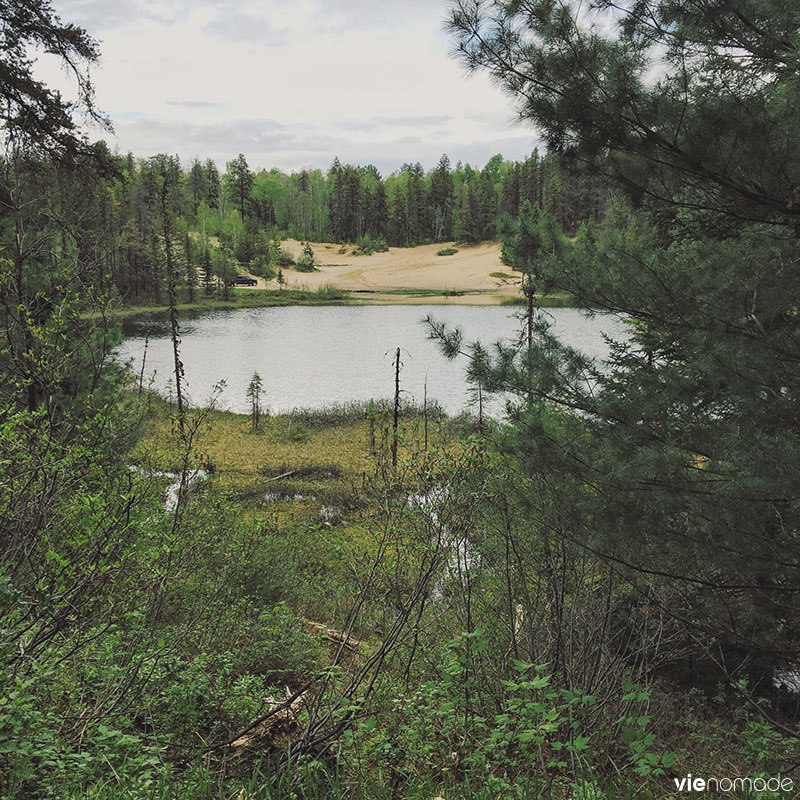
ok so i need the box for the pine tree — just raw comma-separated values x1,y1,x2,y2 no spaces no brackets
327,157,347,241
389,183,411,246
362,165,388,239
445,0,800,666
160,160,184,373
458,181,480,243
430,154,455,241
225,154,254,223
405,162,426,243
476,168,497,240
247,373,264,431
188,158,207,213
0,0,106,157
205,159,221,209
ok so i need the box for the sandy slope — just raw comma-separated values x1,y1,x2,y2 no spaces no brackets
278,239,522,301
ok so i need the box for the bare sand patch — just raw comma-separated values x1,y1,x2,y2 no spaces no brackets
279,239,522,303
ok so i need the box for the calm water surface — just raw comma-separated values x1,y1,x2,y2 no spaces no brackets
116,305,624,416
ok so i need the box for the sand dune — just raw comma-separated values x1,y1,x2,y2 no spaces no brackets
277,239,522,302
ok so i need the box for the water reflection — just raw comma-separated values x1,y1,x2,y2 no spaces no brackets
116,305,624,416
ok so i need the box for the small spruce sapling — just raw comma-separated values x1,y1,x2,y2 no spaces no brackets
296,242,316,272
246,372,265,431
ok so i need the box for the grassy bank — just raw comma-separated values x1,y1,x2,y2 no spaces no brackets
101,286,577,320
99,286,351,319
501,292,577,308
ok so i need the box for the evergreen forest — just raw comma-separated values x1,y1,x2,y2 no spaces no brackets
1,144,609,308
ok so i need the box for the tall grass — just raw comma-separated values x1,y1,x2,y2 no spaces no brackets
501,293,577,308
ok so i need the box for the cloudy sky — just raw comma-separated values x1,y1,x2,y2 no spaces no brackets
41,0,541,175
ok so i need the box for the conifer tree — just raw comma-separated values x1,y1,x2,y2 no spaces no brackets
430,154,455,240
205,159,221,209
247,372,264,431
445,0,800,665
389,183,411,246
188,158,207,214
225,153,254,223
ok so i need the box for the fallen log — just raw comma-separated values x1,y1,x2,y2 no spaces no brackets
304,619,361,652
231,689,308,752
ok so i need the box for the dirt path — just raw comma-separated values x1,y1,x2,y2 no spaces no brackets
278,240,522,302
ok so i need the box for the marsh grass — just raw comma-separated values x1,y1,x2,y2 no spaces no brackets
102,286,351,321
260,463,343,480
501,293,577,307
132,396,470,530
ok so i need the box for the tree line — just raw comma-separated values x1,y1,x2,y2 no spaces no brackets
0,144,611,308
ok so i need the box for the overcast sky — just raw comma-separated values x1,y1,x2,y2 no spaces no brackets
41,0,541,175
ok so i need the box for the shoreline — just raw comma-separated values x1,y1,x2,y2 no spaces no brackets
93,240,577,319
100,288,575,321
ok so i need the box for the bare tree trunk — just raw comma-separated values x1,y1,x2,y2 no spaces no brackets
392,347,400,471
138,327,149,396
13,202,37,413
161,167,185,438
423,377,428,451
526,269,535,403
526,270,534,350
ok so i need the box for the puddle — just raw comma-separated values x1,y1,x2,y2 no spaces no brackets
129,465,208,511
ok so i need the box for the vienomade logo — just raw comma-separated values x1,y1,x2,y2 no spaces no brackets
673,773,794,794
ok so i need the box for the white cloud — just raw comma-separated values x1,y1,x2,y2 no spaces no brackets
45,0,542,173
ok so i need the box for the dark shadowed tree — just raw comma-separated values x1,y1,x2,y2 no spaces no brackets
0,0,108,157
225,153,254,222
443,0,800,675
205,158,220,209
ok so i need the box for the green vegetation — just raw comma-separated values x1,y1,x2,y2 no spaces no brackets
0,126,609,316
500,293,575,308
247,373,265,431
268,238,296,268
97,287,351,319
358,287,478,299
352,233,390,256
294,242,317,272
4,1,800,798
442,0,800,740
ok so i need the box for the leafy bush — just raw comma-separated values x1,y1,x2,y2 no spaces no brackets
269,238,295,267
314,283,346,300
250,261,276,280
380,631,673,795
352,234,389,256
287,419,311,442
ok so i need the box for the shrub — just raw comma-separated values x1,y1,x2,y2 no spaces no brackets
315,283,346,300
295,242,317,272
269,238,296,267
287,419,311,442
250,262,276,280
353,234,389,256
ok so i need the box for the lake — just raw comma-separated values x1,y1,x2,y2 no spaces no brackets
116,305,624,416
